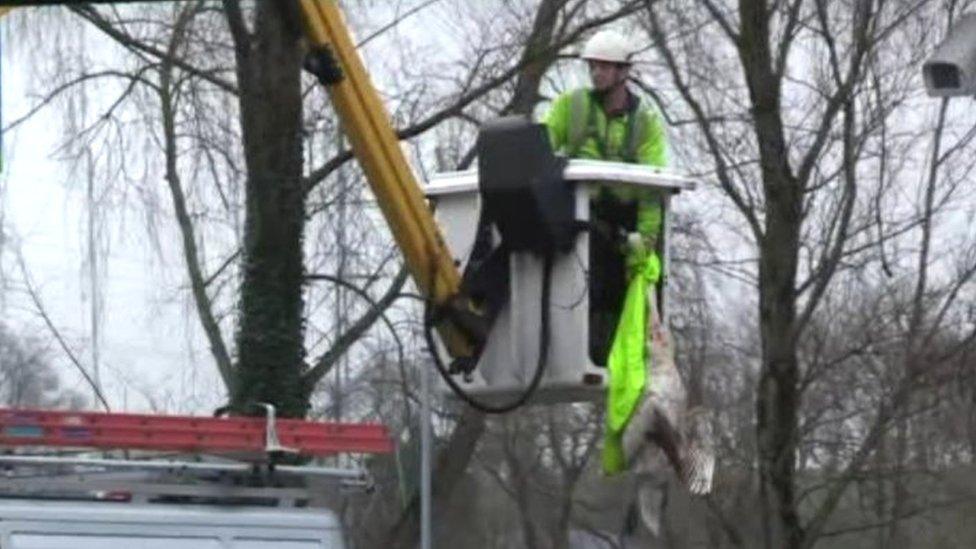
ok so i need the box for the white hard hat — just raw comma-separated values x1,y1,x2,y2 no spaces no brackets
580,30,633,64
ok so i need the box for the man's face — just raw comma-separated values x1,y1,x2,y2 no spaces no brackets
589,60,629,92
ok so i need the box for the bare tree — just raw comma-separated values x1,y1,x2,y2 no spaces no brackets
0,322,87,409
640,0,976,547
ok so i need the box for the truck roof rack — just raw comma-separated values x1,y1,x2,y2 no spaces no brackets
0,454,371,506
0,405,395,506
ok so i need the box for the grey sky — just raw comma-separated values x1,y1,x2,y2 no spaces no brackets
1,11,224,413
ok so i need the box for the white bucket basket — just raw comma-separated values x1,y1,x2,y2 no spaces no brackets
426,159,696,405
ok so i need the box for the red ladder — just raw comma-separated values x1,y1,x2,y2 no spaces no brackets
0,407,394,457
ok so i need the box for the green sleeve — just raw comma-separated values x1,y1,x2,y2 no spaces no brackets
634,109,667,243
636,109,668,168
542,92,573,153
636,195,662,242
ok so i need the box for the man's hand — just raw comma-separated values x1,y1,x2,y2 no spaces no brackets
624,231,656,278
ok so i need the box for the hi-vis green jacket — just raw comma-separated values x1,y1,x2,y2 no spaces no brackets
543,88,668,243
543,87,669,474
544,87,667,167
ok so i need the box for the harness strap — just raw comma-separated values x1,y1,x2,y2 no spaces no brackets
567,88,645,162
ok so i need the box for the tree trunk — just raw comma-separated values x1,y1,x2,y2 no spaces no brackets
738,1,803,546
224,0,308,418
756,214,802,549
885,418,910,547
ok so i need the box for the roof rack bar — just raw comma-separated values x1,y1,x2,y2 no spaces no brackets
0,477,319,504
0,454,367,481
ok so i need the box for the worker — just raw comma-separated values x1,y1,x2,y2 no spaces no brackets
542,29,713,499
542,28,666,370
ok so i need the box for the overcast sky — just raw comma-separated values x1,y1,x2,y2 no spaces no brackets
0,9,224,413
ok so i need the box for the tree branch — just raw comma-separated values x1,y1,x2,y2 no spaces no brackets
3,69,156,133
795,96,859,333
69,4,238,95
15,251,111,412
644,1,764,242
221,0,251,90
773,0,806,78
303,266,409,385
795,0,873,189
157,4,236,392
700,0,741,43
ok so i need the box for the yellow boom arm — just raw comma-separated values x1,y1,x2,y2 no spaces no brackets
297,1,473,357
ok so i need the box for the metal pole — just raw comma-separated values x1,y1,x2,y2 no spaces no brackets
86,151,101,399
661,192,672,324
420,358,432,549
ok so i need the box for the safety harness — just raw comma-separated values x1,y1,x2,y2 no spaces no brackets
566,88,647,163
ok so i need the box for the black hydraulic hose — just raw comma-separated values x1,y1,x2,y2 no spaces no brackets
424,254,554,414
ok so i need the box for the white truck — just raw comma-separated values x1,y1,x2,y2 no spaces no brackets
0,499,345,549
0,407,388,549
0,451,361,549
0,452,359,549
